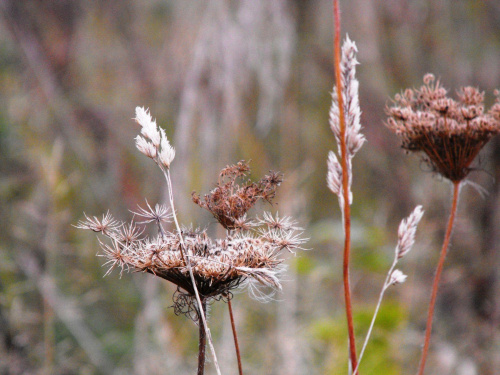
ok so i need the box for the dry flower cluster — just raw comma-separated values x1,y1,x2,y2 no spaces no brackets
387,74,500,182
77,106,306,374
385,74,500,375
192,161,283,230
77,205,305,319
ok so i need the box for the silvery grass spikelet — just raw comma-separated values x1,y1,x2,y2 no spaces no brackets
134,106,175,169
327,35,365,208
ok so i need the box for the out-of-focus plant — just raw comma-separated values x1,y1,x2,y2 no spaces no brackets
329,1,500,374
387,75,500,375
327,1,424,374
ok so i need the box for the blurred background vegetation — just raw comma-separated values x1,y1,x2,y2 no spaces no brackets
1,1,500,374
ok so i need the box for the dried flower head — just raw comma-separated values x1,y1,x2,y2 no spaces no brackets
387,75,500,182
192,161,283,230
78,210,304,320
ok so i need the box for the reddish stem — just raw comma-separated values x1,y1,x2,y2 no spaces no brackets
417,181,460,375
228,299,243,375
333,0,358,372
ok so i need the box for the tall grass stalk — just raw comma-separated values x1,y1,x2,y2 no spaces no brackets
333,1,358,371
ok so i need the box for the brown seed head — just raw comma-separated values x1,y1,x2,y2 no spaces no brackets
192,161,282,229
386,75,500,182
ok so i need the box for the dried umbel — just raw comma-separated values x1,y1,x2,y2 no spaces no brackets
387,74,500,182
77,206,305,320
77,106,307,374
192,161,283,230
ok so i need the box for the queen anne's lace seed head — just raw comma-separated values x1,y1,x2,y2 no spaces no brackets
387,75,500,182
79,214,304,319
78,147,305,320
192,161,283,230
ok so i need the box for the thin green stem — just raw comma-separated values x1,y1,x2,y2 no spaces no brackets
417,181,460,375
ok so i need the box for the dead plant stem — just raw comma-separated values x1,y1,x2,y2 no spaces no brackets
197,299,207,375
417,181,460,375
228,298,243,375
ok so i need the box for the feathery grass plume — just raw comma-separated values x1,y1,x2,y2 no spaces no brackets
354,205,424,374
328,27,365,372
387,76,500,375
328,35,365,207
386,74,500,182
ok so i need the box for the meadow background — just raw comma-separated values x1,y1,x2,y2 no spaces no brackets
1,1,500,374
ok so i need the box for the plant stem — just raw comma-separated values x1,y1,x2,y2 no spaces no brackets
197,299,207,375
228,298,243,375
333,0,358,372
417,181,460,375
354,258,398,374
162,167,221,375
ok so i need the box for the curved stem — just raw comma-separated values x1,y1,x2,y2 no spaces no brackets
197,299,207,375
417,181,460,375
333,0,358,372
228,299,243,375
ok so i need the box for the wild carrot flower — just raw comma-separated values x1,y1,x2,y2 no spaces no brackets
192,161,283,230
77,208,303,319
78,107,305,374
77,116,304,320
387,76,500,375
386,74,500,182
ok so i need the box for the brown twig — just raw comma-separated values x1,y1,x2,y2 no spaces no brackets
333,0,358,372
228,299,243,375
417,181,460,375
197,299,207,375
